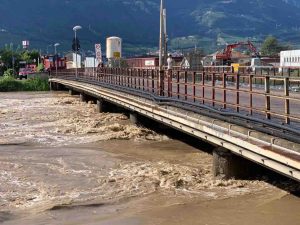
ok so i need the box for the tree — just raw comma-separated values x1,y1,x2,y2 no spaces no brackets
20,51,31,63
37,63,44,72
3,69,15,78
0,49,41,76
261,36,289,56
0,49,14,68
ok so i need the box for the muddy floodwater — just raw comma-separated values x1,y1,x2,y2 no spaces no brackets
0,92,299,225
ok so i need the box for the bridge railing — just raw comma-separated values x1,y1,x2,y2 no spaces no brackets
202,66,300,77
52,67,300,130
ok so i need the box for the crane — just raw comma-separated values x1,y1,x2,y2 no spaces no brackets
216,40,260,63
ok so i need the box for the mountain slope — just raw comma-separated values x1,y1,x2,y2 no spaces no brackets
0,0,299,54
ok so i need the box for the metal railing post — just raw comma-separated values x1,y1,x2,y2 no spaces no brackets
177,71,180,99
236,74,240,112
265,76,271,119
249,74,253,116
142,69,145,91
223,73,227,109
159,69,165,96
193,72,196,102
202,72,205,104
212,73,216,107
146,70,149,92
151,70,155,93
184,71,188,100
284,77,290,124
167,69,172,97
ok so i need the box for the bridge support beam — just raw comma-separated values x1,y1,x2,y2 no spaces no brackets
80,93,87,102
49,82,54,91
213,147,251,180
50,82,58,91
130,112,138,124
97,99,105,113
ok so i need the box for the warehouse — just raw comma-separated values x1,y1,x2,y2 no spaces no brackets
125,56,183,69
125,56,159,69
280,50,300,68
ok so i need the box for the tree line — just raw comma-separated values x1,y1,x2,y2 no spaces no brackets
0,48,42,76
260,36,291,57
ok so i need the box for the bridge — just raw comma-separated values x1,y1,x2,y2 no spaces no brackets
49,67,300,182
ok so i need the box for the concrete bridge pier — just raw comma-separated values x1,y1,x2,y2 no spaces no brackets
213,147,253,180
50,82,62,91
96,99,105,113
49,82,54,91
79,93,97,104
130,112,138,124
80,93,87,102
69,89,78,96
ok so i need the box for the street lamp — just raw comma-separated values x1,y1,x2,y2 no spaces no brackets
159,0,164,71
54,43,60,76
159,0,167,95
73,25,82,79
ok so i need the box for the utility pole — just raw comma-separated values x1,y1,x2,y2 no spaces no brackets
163,8,168,66
159,0,166,95
73,25,82,79
54,43,60,76
159,0,165,70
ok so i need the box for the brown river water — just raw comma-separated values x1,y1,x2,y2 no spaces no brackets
0,92,299,225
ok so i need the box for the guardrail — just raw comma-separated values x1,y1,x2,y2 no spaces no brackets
52,67,300,131
202,66,300,77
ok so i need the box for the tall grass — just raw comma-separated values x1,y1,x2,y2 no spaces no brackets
0,76,50,92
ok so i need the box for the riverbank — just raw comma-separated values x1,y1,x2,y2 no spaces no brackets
0,76,49,92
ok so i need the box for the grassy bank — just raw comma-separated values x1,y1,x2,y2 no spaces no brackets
0,76,50,92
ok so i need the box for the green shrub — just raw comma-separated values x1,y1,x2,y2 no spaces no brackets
0,77,49,92
3,69,15,78
23,77,49,91
37,63,44,72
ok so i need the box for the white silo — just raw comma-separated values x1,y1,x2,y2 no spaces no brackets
106,37,122,59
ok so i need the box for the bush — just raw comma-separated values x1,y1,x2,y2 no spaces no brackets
23,77,49,91
37,63,44,72
3,69,15,78
0,77,49,92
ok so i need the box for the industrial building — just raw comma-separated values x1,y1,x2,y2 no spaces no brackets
280,50,300,68
65,52,82,69
124,56,183,69
42,55,66,71
125,56,159,69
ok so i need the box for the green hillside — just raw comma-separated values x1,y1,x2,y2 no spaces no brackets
0,0,299,55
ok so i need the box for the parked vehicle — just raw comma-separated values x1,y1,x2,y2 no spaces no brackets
18,68,34,79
